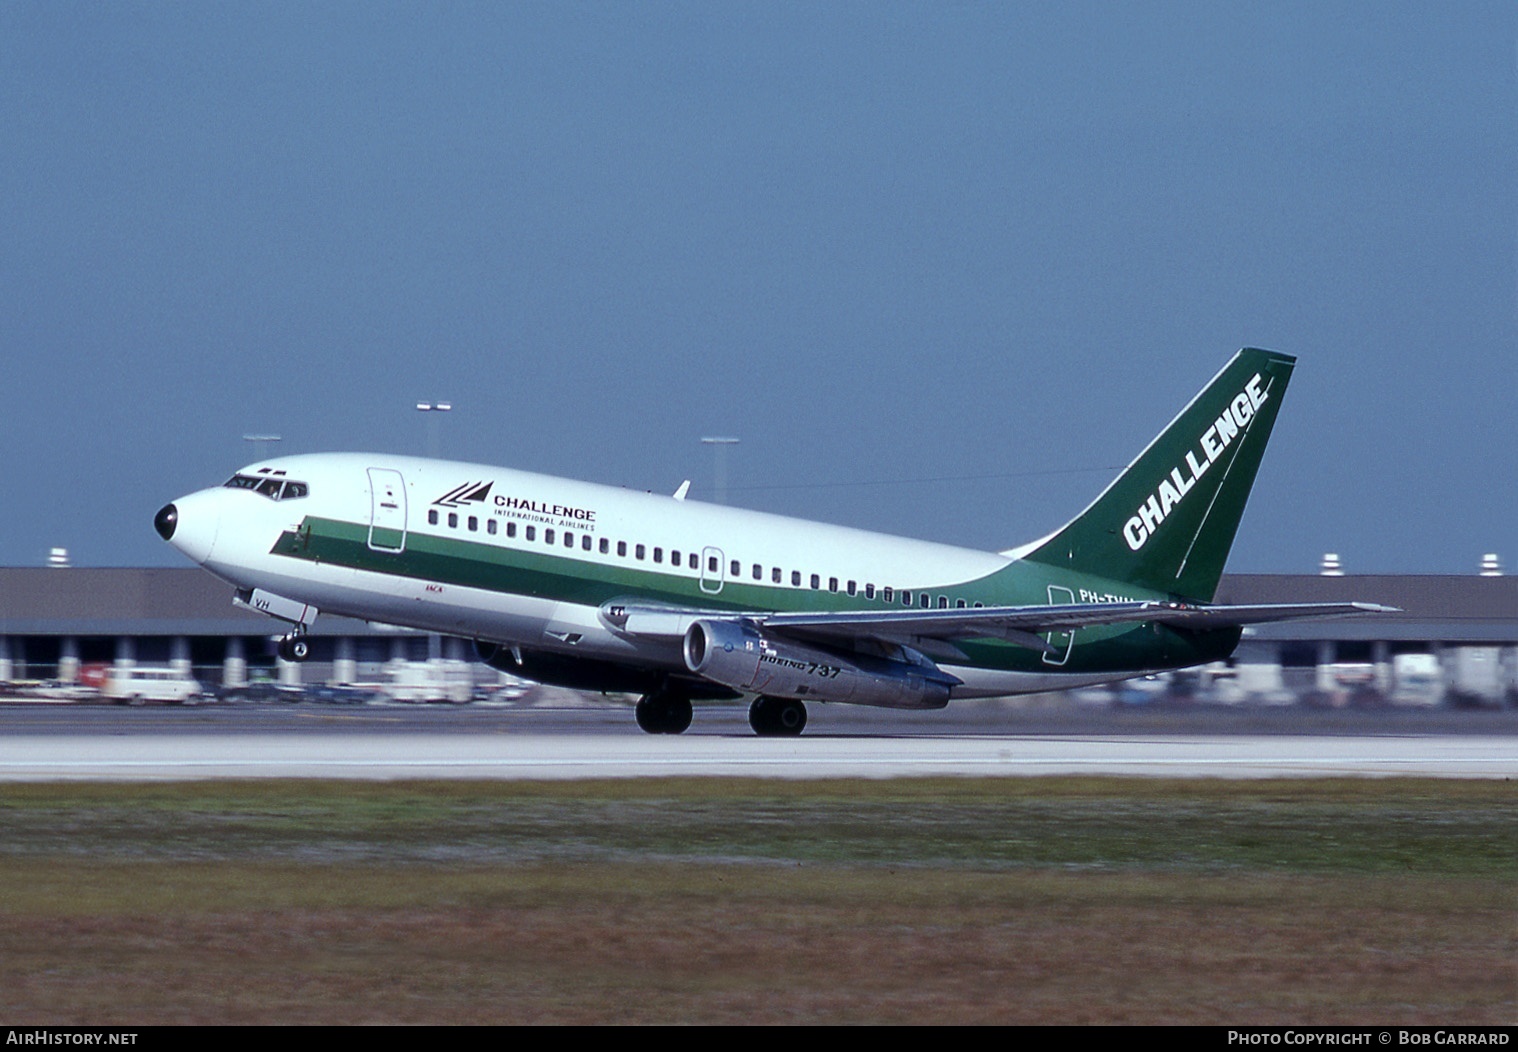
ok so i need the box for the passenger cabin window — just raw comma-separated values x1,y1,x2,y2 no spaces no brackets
526,526,536,541
635,544,645,560
468,516,478,532
545,529,555,545
583,535,592,551
791,571,801,586
731,560,740,577
487,520,498,535
507,522,517,538
618,541,627,557
811,574,820,590
654,547,663,564
752,564,762,581
689,553,698,570
428,510,439,526
448,512,458,529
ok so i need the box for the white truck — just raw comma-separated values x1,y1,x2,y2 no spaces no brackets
100,666,204,705
371,660,475,704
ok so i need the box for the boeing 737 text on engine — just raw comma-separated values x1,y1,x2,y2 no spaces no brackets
154,349,1388,735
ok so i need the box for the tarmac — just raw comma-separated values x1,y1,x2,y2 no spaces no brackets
0,697,1512,780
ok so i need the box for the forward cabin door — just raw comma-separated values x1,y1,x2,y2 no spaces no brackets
367,468,408,553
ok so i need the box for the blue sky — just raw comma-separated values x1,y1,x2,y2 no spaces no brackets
2,2,1513,573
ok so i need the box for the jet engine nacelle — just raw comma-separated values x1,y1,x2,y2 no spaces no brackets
682,618,956,710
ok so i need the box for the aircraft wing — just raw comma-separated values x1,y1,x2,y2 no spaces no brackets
604,599,1396,659
757,601,1397,657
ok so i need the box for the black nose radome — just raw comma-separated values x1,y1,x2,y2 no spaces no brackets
154,503,178,541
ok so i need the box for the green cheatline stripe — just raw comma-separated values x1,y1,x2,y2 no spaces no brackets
271,517,1237,675
274,515,1024,613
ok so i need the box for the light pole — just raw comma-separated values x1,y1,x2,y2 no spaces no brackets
242,434,282,461
700,436,739,505
416,402,452,458
415,404,452,663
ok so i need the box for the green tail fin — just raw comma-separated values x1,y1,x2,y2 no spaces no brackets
1021,348,1295,601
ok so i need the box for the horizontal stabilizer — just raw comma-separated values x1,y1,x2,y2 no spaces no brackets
1147,601,1400,629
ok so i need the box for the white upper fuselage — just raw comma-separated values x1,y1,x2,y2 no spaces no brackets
174,452,1009,595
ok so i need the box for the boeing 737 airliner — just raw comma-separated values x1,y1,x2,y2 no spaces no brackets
154,349,1387,734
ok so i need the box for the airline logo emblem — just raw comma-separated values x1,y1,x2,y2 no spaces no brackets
433,481,494,507
1123,373,1269,551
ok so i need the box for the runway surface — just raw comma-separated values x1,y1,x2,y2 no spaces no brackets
0,702,1511,780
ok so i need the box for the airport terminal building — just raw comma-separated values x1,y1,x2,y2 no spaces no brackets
0,567,1514,705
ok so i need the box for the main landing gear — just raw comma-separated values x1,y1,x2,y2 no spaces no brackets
633,689,809,736
635,687,693,735
748,696,807,737
276,633,310,662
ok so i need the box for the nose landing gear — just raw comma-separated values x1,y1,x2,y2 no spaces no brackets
276,634,311,662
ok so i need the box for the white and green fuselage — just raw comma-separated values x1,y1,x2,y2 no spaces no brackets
159,349,1379,728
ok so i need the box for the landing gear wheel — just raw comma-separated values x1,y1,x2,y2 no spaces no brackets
277,636,310,662
749,696,807,737
635,691,693,734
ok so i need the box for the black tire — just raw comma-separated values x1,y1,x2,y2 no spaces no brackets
773,698,807,736
635,697,661,733
748,697,774,735
750,696,806,736
636,692,693,734
277,637,311,663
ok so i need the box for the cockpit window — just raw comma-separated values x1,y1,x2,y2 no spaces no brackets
223,474,310,501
